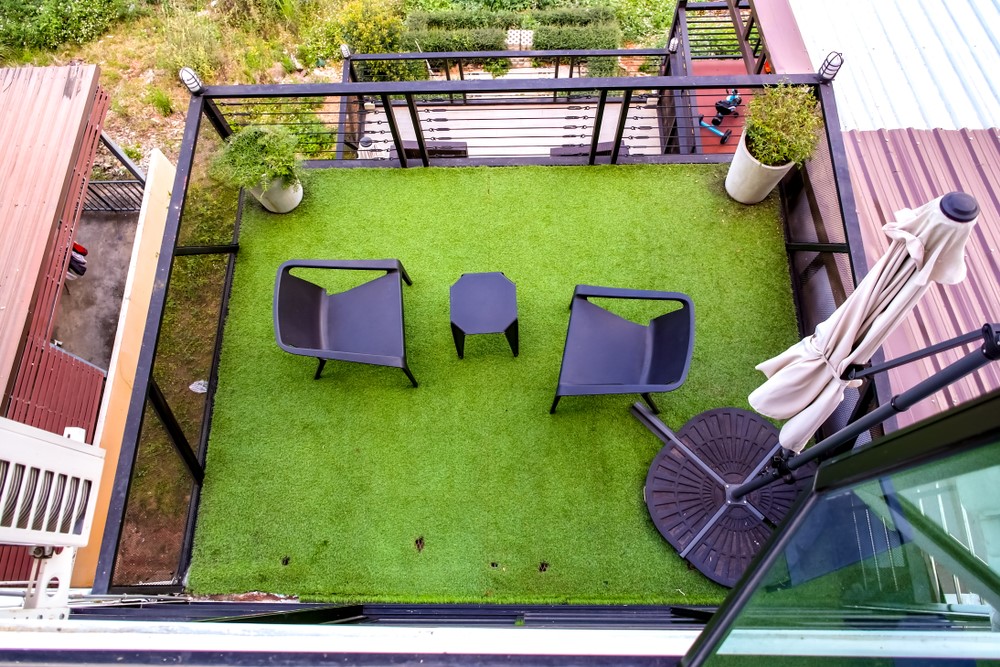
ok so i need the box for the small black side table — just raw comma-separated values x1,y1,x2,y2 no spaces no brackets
449,272,519,359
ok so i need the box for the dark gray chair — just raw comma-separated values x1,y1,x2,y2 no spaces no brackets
273,259,417,387
550,285,694,414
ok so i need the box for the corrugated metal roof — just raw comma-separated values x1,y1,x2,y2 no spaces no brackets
845,128,1000,428
787,0,1000,130
0,65,100,399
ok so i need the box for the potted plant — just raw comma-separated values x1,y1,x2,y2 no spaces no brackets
725,82,823,205
211,126,305,213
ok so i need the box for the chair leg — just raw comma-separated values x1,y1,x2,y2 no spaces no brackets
641,392,659,414
314,359,326,380
402,364,418,388
550,394,561,414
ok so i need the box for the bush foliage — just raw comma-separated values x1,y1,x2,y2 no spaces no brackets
532,23,621,50
211,126,304,190
611,0,674,43
406,8,516,30
404,27,506,53
216,0,300,29
533,6,615,26
406,6,613,31
0,0,138,50
745,83,823,167
156,10,225,80
302,0,415,80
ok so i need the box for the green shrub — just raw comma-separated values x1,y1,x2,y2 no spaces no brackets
0,0,138,50
156,10,224,80
406,9,517,30
532,23,621,50
123,144,143,162
227,99,338,158
451,0,558,11
146,86,174,116
532,7,615,27
210,126,304,190
745,82,823,167
403,27,507,53
301,0,412,80
613,0,675,43
482,57,511,78
216,0,300,28
402,0,453,12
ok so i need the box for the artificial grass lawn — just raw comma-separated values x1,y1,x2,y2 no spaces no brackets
189,164,798,604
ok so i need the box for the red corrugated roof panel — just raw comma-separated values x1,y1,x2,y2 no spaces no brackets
0,65,100,402
845,128,1000,428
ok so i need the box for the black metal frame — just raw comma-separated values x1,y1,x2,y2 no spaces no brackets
92,50,871,604
682,388,1000,666
84,132,147,213
93,96,245,593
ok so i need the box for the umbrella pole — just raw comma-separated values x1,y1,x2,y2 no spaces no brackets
730,323,1000,502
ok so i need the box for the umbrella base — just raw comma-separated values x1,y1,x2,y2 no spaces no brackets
638,406,816,588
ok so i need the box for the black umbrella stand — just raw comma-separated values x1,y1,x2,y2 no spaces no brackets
636,323,1000,587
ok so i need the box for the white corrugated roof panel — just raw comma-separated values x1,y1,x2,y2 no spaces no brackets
787,0,1000,130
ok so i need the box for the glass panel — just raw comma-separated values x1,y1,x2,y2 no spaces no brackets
155,253,228,449
703,439,1000,664
112,401,194,587
177,116,239,248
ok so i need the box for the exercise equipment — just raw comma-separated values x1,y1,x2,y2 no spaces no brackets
698,89,741,144
698,115,731,144
711,89,741,125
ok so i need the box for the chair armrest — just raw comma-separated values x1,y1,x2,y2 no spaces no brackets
277,258,412,285
573,284,692,306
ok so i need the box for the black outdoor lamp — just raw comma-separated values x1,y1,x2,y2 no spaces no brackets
179,67,204,95
818,51,844,81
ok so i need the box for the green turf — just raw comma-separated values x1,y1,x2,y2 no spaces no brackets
188,164,798,604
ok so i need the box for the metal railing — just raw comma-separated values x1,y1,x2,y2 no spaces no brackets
669,0,770,74
85,132,146,213
207,74,825,167
93,63,872,594
83,180,144,212
349,48,671,84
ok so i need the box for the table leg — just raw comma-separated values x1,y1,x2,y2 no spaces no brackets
505,320,519,357
451,322,465,359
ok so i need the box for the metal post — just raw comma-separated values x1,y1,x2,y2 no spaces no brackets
610,89,632,164
203,99,233,139
588,90,608,165
148,379,205,484
380,95,407,167
405,94,429,167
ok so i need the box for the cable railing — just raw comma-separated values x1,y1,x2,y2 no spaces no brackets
349,49,671,84
204,75,824,166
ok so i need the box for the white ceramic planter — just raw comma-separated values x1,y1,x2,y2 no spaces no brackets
725,131,794,205
250,178,303,213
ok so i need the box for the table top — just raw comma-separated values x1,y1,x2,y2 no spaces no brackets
450,272,517,334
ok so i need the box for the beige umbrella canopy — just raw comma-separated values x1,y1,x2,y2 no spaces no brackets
749,192,979,453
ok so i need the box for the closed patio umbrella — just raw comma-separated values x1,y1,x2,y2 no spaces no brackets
749,192,979,453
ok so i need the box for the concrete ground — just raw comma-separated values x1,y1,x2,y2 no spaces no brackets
53,211,139,370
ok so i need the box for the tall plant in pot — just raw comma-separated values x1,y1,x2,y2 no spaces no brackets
212,126,305,213
725,82,823,205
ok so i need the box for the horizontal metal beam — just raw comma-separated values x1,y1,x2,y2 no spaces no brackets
202,74,822,99
785,242,850,253
174,244,240,256
302,153,733,169
355,48,671,61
